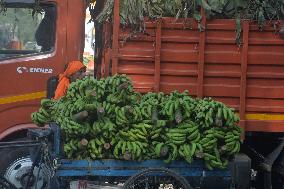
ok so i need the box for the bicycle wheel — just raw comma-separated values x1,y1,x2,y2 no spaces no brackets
122,168,193,189
0,177,16,189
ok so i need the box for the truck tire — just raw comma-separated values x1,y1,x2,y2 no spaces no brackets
272,150,284,189
0,146,32,188
0,140,45,188
0,176,17,189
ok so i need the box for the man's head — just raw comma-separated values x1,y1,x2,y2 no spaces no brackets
64,60,86,82
69,66,86,82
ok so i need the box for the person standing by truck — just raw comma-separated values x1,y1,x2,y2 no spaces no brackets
54,60,86,100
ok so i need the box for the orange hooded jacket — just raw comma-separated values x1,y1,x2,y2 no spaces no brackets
54,61,85,100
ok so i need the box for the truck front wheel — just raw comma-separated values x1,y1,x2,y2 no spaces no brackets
0,144,45,188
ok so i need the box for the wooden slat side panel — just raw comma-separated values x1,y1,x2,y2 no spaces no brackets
247,27,284,119
112,18,284,132
248,45,284,65
160,75,198,95
161,43,198,63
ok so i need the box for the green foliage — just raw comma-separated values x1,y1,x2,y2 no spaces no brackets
96,0,284,39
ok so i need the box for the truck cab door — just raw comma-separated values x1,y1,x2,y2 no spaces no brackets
0,0,67,136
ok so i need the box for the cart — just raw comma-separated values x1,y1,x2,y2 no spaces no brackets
0,124,251,189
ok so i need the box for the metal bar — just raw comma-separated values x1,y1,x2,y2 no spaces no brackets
111,0,120,75
60,159,209,168
239,21,249,135
154,19,162,92
0,140,35,145
197,9,206,98
49,123,61,156
57,169,230,177
0,143,40,149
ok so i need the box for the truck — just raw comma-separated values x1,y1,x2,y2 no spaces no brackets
0,0,283,188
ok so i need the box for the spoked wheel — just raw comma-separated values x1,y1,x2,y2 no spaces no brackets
0,177,16,189
122,168,193,189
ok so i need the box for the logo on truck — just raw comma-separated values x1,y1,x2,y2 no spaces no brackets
17,67,53,74
16,67,28,74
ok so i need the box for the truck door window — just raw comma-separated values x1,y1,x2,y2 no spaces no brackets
0,4,56,60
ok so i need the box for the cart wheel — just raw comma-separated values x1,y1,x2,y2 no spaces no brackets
122,168,193,189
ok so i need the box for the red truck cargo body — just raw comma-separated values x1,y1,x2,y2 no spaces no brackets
102,17,284,133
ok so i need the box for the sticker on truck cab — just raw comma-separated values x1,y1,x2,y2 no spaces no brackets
17,67,53,74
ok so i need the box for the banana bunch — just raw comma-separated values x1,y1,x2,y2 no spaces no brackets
117,123,151,142
160,97,182,123
183,120,201,143
64,138,89,159
104,74,133,94
91,118,117,139
140,92,164,120
165,127,187,145
147,142,179,163
200,132,218,152
85,80,105,101
115,105,142,125
40,98,56,108
66,76,105,101
196,126,241,170
113,140,148,161
149,120,167,140
160,90,192,123
88,138,111,159
179,143,203,163
203,151,229,170
102,101,116,118
140,102,158,120
162,120,200,144
180,95,196,119
220,126,242,156
31,110,49,126
152,142,169,158
31,99,57,126
61,118,91,137
84,102,100,112
164,143,178,163
194,98,240,128
141,92,164,103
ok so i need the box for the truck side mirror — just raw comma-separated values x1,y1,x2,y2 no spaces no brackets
46,75,58,99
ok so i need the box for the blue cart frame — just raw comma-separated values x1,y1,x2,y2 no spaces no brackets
49,123,250,189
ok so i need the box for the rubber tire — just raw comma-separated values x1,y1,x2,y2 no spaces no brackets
0,143,31,188
272,150,284,189
122,168,193,189
0,176,17,189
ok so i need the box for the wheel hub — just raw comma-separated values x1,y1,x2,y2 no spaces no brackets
4,157,44,188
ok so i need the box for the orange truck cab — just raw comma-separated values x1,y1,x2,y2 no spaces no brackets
0,1,87,184
0,0,86,140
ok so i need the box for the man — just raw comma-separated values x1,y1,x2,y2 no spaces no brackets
54,60,86,100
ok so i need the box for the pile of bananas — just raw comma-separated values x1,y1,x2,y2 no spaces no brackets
32,74,242,170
